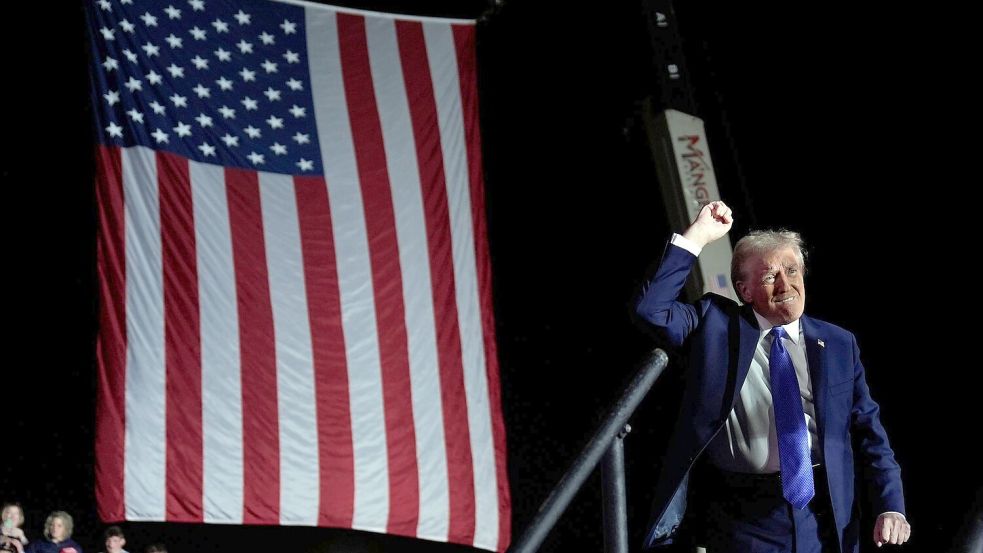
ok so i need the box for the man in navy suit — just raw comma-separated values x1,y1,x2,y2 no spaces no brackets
637,201,910,552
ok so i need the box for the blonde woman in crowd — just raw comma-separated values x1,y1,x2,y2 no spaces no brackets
1,503,28,553
24,512,81,553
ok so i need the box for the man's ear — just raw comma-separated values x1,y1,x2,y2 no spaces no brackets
735,281,750,303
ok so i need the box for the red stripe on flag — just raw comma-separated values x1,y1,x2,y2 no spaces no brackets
338,12,420,536
452,25,512,551
454,23,512,549
95,145,127,523
295,176,356,527
158,152,204,522
397,20,477,544
226,168,280,524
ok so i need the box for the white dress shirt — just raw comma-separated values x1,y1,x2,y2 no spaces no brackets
705,313,820,473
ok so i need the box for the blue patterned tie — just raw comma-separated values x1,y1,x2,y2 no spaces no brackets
769,326,815,509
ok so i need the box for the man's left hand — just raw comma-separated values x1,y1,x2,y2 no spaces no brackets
874,512,911,547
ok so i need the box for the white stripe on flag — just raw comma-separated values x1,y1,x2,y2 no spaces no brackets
307,9,389,531
425,22,500,550
366,16,451,542
192,160,246,524
123,145,166,521
259,171,321,525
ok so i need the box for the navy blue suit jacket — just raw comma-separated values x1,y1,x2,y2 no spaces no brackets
636,242,905,552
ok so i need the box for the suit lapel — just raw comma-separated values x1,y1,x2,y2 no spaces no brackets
730,305,761,411
801,316,827,446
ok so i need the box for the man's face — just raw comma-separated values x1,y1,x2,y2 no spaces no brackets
106,536,126,552
736,246,805,326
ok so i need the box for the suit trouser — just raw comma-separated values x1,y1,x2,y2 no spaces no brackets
701,466,839,553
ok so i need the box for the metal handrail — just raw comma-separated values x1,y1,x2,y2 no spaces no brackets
950,486,983,553
508,348,669,553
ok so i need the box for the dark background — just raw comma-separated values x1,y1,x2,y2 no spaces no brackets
3,1,978,552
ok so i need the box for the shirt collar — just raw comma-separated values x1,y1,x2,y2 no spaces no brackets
752,310,801,344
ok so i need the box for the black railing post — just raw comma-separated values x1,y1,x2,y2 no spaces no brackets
507,349,668,553
601,424,631,553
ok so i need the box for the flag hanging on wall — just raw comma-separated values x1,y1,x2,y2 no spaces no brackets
87,0,509,550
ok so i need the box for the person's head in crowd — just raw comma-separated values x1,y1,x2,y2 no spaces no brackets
0,504,24,532
145,543,167,553
43,511,73,543
1,502,27,552
103,526,126,553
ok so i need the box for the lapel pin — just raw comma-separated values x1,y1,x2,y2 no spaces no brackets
817,339,825,348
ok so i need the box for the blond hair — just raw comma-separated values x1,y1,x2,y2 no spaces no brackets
43,511,74,540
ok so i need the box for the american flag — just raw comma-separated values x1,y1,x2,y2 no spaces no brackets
86,0,510,550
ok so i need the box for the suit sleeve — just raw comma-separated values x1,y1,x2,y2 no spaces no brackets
848,335,907,516
635,241,704,347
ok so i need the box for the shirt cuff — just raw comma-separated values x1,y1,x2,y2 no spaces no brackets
670,233,703,257
878,511,907,521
